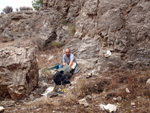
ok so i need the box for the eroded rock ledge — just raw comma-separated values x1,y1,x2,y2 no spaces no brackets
0,47,39,100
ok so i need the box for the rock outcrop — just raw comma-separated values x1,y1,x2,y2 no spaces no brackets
0,47,39,100
43,0,150,71
0,0,150,71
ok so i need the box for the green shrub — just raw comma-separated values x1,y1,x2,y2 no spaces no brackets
32,0,43,10
3,6,13,14
51,41,63,48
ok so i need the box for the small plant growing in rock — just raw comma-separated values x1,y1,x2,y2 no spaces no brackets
60,19,68,25
2,6,13,14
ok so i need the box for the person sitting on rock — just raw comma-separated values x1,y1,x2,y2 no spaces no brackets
59,48,78,75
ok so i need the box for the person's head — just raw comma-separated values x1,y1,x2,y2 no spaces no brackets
65,49,71,57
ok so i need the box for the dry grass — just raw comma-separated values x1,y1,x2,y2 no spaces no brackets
24,96,51,107
36,47,64,69
3,69,150,113
62,78,87,105
63,69,150,112
68,24,76,36
67,78,86,102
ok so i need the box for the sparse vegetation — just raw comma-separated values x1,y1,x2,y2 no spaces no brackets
68,24,76,36
60,19,68,25
32,0,43,10
51,41,63,48
2,6,13,14
16,8,19,12
65,78,87,103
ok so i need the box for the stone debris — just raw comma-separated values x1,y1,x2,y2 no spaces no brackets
0,106,4,112
48,55,54,61
41,86,54,96
113,96,122,102
47,92,58,98
131,102,136,106
100,104,117,113
105,50,112,58
86,69,99,78
85,95,92,101
125,88,130,93
78,98,89,107
86,73,92,78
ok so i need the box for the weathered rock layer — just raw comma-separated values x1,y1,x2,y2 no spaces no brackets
0,47,38,100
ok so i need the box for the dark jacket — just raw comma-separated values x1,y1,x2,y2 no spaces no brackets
53,71,70,85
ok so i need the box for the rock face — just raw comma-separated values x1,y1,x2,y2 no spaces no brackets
0,0,150,71
43,0,150,71
0,47,39,100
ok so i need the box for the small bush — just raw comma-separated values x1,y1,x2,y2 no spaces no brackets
19,7,33,11
68,24,76,36
16,8,19,11
51,41,63,48
60,19,68,25
32,0,43,10
3,6,13,14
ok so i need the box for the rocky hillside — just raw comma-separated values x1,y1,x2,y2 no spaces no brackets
0,0,150,71
0,0,150,113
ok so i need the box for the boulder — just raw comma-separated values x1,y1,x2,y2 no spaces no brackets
0,46,39,100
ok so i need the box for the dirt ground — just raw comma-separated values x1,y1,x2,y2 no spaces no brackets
2,47,150,113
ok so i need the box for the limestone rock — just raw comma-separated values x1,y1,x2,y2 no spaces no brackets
0,106,4,112
100,104,117,113
47,92,58,98
0,100,15,107
125,88,130,93
0,46,39,100
131,102,136,106
78,98,89,107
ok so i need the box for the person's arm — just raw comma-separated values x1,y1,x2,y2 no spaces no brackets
63,55,67,65
69,60,74,67
69,54,74,67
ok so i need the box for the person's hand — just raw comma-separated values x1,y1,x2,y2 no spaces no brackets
63,63,67,65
